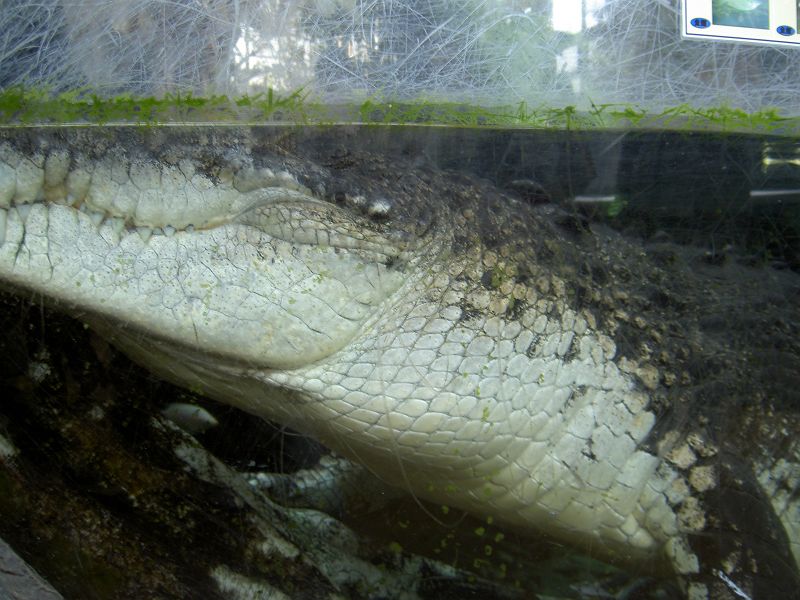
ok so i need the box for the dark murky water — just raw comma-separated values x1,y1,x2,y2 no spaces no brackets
1,125,799,599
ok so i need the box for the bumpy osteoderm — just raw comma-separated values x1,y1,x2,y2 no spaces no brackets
0,128,797,596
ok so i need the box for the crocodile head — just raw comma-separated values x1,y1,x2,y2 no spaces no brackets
1,126,799,596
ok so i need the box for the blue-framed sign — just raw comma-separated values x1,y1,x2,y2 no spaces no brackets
683,0,799,47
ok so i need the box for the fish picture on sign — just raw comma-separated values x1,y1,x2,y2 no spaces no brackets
712,0,769,28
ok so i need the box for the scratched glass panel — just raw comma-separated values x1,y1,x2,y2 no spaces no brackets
0,2,799,600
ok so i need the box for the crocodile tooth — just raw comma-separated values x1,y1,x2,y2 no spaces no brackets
44,151,71,188
0,162,15,208
89,211,104,227
65,194,78,207
277,170,298,188
102,221,120,247
15,203,32,223
152,227,164,237
163,225,176,237
0,208,6,245
137,227,153,243
111,217,125,237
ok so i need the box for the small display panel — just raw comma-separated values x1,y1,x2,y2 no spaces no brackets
683,0,799,46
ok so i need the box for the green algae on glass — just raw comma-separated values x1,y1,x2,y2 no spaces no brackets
0,87,799,136
0,87,312,125
359,99,799,135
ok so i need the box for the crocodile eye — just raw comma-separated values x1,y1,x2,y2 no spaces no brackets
367,198,392,219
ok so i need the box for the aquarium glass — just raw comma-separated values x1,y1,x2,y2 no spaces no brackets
1,2,799,599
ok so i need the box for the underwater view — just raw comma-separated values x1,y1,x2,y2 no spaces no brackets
1,1,800,599
0,124,798,600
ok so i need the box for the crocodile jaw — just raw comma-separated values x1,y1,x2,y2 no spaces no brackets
0,149,407,370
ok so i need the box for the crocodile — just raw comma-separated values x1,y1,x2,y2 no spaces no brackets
0,126,798,598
